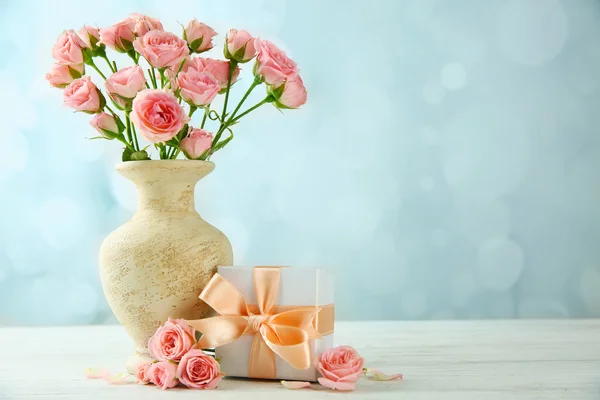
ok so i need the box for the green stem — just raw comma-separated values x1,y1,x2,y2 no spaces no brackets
219,61,237,130
131,123,140,151
148,69,157,89
172,149,181,159
125,111,135,150
228,78,260,122
112,61,117,71
189,106,197,118
232,97,271,123
101,55,116,73
160,69,166,88
201,107,208,129
117,136,136,152
90,61,107,80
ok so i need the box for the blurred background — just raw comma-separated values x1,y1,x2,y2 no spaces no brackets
1,0,599,324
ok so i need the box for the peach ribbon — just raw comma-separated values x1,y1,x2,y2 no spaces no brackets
187,267,330,379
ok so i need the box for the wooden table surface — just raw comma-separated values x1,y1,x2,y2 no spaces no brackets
0,320,599,399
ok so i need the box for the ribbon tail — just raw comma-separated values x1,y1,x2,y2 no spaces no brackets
187,316,247,349
248,334,277,379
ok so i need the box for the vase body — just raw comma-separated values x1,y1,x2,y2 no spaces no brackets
99,160,233,372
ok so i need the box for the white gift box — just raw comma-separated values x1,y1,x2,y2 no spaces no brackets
215,266,335,381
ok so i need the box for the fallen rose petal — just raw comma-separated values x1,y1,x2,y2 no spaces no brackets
363,368,403,381
84,368,110,379
103,372,135,385
281,380,311,390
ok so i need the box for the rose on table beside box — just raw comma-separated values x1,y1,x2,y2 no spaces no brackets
188,266,335,381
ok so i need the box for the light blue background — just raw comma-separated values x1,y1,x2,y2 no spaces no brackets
1,0,599,325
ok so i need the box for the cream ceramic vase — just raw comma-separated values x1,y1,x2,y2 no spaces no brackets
99,160,233,373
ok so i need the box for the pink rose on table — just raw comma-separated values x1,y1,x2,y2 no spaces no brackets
225,29,257,63
134,362,152,385
184,19,217,53
45,63,83,88
131,90,189,144
99,21,136,53
134,30,190,69
148,317,196,361
183,58,240,89
128,13,163,36
274,76,307,109
315,346,365,391
148,360,178,390
90,112,120,139
177,70,220,107
52,30,86,65
180,128,213,159
63,76,103,113
177,349,223,389
105,66,146,109
255,39,299,86
77,25,100,49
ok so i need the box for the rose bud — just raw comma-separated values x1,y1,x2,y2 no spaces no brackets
99,20,136,53
271,76,307,109
177,70,220,107
52,30,86,65
63,76,105,114
184,19,217,53
133,30,190,69
105,66,146,109
180,128,213,159
90,112,121,139
78,25,100,49
45,63,84,88
254,39,299,87
182,58,240,90
128,13,163,37
224,29,257,63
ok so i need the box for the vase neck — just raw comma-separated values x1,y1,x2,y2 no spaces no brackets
136,179,198,213
116,161,215,214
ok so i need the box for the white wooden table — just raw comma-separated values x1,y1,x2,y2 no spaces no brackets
0,320,599,399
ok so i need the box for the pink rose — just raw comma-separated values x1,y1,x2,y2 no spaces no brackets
274,76,307,109
134,362,152,385
177,70,220,107
184,19,217,53
77,25,100,49
131,90,189,143
63,76,103,113
183,58,240,90
45,63,84,88
90,112,120,139
148,361,178,390
180,128,213,159
148,317,196,361
52,30,85,65
255,40,299,86
105,66,146,109
314,346,365,391
225,29,257,63
176,349,223,390
134,30,190,69
99,21,135,53
128,13,163,37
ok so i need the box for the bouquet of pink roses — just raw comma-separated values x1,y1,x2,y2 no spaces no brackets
46,13,307,161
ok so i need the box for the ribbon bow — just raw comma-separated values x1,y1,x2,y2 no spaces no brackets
187,267,322,379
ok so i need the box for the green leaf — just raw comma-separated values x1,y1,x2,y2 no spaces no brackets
122,147,133,162
68,66,83,80
82,48,94,65
87,136,108,140
99,128,117,140
130,150,150,161
189,37,204,53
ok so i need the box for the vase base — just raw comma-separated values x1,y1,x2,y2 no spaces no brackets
126,350,154,374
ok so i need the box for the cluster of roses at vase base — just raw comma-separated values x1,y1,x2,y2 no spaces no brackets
86,317,402,392
47,13,307,162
